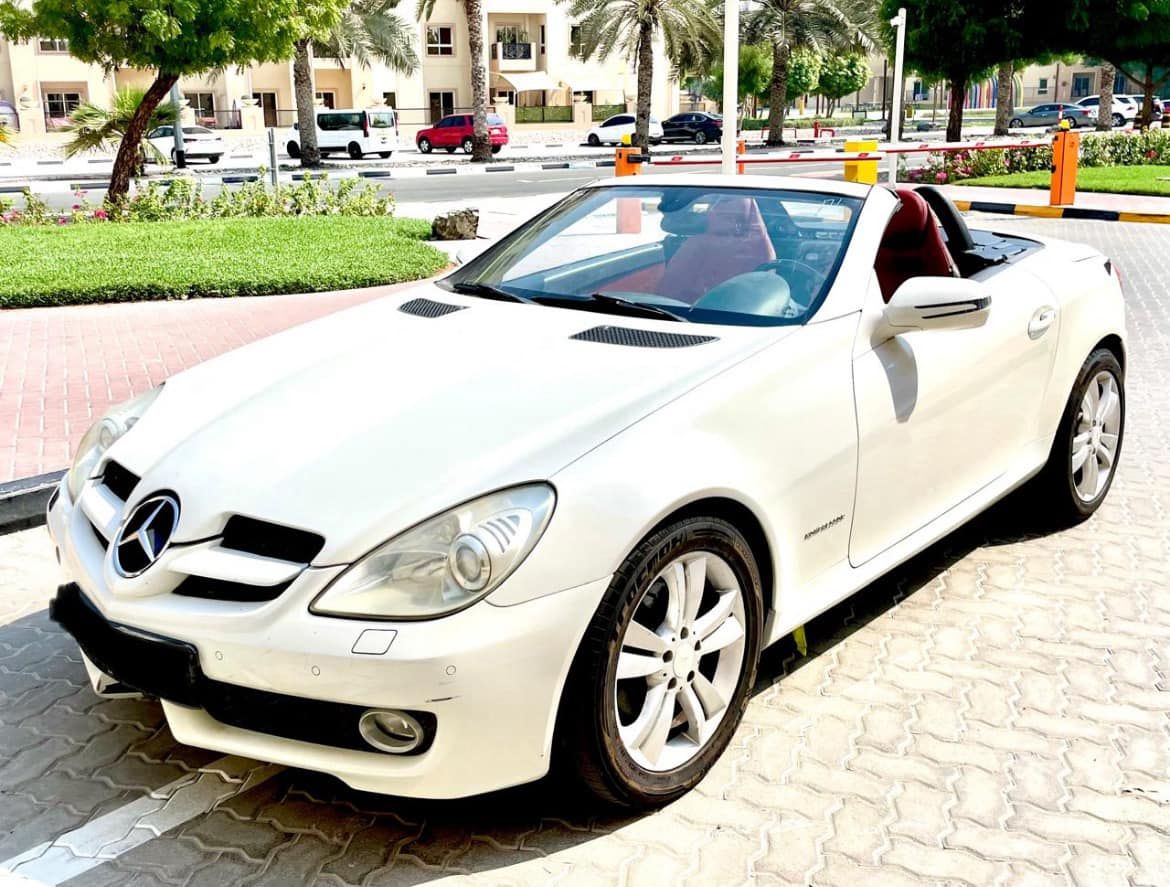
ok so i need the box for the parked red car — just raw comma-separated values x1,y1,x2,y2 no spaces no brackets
416,113,508,154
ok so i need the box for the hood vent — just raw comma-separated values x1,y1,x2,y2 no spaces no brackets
570,325,718,349
398,297,466,318
100,460,140,502
220,515,325,563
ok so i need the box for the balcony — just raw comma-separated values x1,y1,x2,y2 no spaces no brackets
491,42,537,73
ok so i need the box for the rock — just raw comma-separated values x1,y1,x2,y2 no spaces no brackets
431,208,479,240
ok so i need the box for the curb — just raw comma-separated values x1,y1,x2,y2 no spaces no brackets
953,198,1170,224
0,470,64,535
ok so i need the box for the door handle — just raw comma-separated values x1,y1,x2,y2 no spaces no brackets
1028,306,1057,339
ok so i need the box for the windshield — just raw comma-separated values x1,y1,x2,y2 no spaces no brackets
444,185,862,326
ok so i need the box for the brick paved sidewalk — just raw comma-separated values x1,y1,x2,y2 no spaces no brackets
0,282,421,484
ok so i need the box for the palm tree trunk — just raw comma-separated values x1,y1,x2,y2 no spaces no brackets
994,61,1013,136
107,72,177,202
766,43,789,147
633,20,654,149
1140,62,1155,129
946,74,967,143
466,0,492,162
293,39,321,167
1097,62,1115,130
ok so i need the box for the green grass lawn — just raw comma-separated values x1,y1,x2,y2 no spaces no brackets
0,215,448,309
957,165,1170,197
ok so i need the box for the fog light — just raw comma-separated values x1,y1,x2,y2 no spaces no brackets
358,709,425,754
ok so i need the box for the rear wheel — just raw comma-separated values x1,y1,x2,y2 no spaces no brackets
286,141,301,158
491,145,502,154
207,154,220,164
378,151,392,158
694,131,708,145
558,517,762,808
347,142,363,159
461,137,474,154
1028,348,1124,525
418,137,432,154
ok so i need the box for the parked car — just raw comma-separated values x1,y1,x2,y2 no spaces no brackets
1008,103,1091,129
1075,94,1139,128
284,108,399,160
145,125,226,164
50,176,1126,807
1116,94,1164,121
415,113,508,154
662,112,723,144
585,113,664,146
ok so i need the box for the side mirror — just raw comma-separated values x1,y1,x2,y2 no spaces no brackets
883,277,990,333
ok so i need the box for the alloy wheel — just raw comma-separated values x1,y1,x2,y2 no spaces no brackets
1072,370,1122,502
613,552,747,772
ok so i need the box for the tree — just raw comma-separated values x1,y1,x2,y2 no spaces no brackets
564,0,720,149
747,0,875,147
704,43,773,121
1097,60,1115,130
418,0,493,161
817,50,869,116
993,60,1013,136
0,0,341,201
62,88,176,170
293,0,419,167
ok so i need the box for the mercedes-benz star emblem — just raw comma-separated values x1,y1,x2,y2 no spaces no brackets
112,494,181,578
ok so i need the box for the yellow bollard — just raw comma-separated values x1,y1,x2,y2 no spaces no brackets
1050,129,1079,206
844,139,879,184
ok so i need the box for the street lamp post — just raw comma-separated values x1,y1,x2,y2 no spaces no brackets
720,0,740,174
169,82,187,170
888,6,907,184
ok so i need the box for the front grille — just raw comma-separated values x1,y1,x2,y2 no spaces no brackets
101,460,140,501
173,575,291,603
570,325,718,349
51,583,435,755
220,515,325,563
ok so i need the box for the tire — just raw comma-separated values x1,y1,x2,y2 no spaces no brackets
1009,118,1024,128
1028,348,1125,526
558,516,763,808
694,131,708,145
461,137,474,154
347,142,363,159
287,141,301,159
491,145,502,154
418,137,432,154
587,133,601,147
207,154,220,164
378,151,392,159
1113,113,1125,128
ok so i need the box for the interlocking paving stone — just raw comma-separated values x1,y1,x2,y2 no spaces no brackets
0,217,1169,884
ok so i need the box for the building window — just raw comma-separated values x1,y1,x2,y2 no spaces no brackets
495,24,522,44
382,91,397,109
1072,73,1092,98
570,25,584,59
38,38,69,52
540,24,546,55
44,91,81,119
315,91,336,109
184,92,216,122
426,25,454,56
1037,77,1048,94
1114,70,1127,93
429,90,455,122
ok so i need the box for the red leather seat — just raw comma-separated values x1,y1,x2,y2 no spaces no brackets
659,197,776,303
875,187,957,302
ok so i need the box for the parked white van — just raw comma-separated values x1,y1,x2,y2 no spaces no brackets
284,108,399,160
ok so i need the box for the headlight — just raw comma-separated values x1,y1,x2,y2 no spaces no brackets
65,386,163,502
311,484,555,620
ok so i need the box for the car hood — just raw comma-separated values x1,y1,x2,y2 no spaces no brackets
113,283,784,563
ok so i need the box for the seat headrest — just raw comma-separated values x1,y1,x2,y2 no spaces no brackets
882,188,935,248
705,197,763,237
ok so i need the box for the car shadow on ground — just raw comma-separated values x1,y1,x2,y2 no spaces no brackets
0,492,1056,884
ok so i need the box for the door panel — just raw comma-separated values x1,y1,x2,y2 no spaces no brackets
849,270,1058,565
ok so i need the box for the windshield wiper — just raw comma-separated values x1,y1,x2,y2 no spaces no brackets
450,281,535,304
581,293,690,323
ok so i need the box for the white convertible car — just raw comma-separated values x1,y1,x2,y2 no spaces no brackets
47,175,1126,807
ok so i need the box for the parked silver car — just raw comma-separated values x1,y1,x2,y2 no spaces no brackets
1009,103,1091,128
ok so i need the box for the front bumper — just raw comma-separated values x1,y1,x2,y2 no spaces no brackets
47,485,609,799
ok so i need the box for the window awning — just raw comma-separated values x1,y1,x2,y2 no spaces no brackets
497,71,561,92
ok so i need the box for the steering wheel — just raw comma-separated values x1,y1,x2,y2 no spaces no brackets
753,258,827,311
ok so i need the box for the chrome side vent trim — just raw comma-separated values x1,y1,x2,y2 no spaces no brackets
398,298,466,318
570,325,718,349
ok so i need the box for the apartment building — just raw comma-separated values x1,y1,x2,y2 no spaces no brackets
0,1,679,137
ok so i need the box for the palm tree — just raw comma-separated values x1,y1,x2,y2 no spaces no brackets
418,0,493,161
1097,61,1115,131
293,0,420,167
563,0,720,149
61,88,176,173
993,61,1013,136
746,0,876,146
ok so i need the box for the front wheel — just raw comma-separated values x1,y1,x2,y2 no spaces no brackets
587,133,601,147
1113,113,1125,128
558,517,763,808
286,141,301,158
418,137,432,154
1029,348,1125,525
207,154,220,164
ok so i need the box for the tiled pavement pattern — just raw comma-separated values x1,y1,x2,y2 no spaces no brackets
0,282,418,483
0,217,1167,886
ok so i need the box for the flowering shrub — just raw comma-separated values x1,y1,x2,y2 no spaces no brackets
0,172,396,227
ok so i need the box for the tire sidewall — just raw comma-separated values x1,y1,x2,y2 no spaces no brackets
579,518,763,806
1054,349,1125,518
